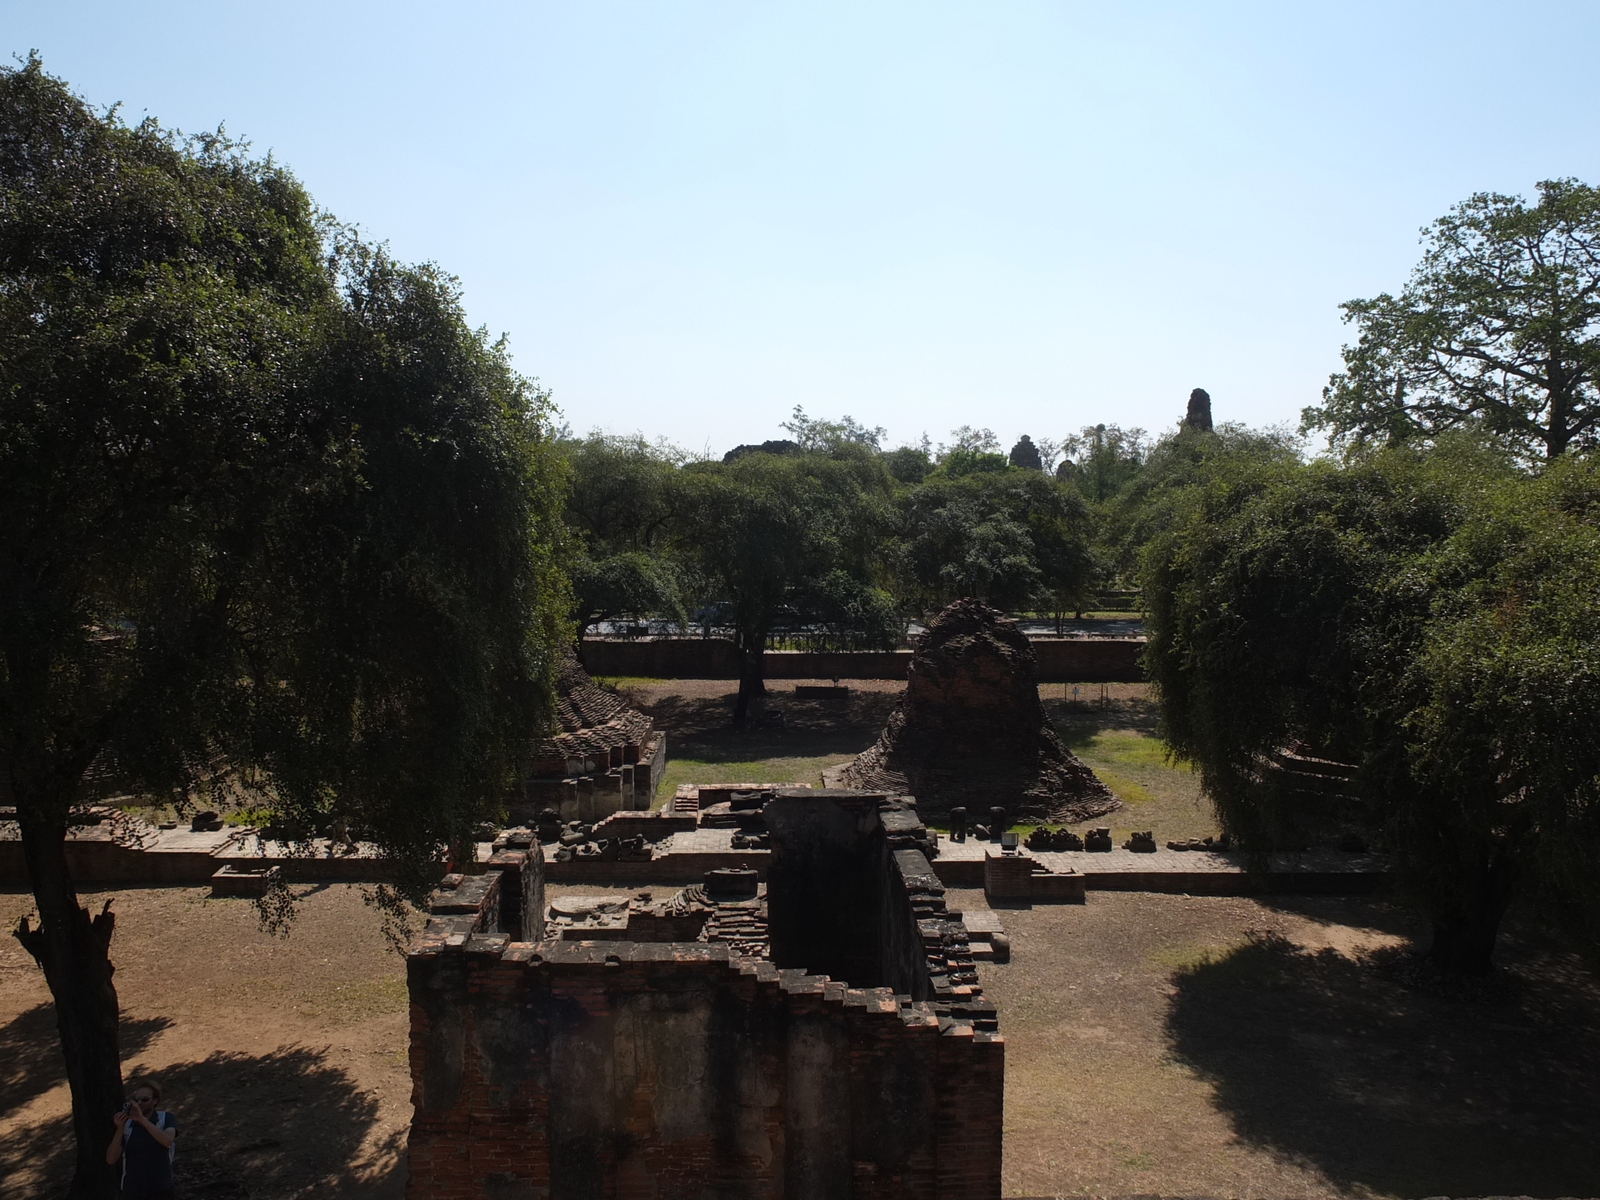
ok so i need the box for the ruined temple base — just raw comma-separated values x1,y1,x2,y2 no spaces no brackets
510,731,668,825
539,821,1390,896
542,825,772,882
930,839,1390,895
0,817,429,889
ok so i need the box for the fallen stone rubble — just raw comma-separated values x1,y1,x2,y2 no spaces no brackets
534,807,659,862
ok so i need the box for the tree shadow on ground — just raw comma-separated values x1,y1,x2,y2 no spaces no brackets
1,1041,403,1199
635,689,898,765
1044,695,1160,742
1165,928,1600,1198
1249,892,1424,943
0,1002,172,1116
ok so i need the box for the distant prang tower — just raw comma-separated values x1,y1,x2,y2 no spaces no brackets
1185,387,1214,432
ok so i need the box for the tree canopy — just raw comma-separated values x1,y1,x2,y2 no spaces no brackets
1307,180,1600,461
680,449,898,724
1143,437,1600,973
895,469,1094,615
562,434,685,641
779,404,886,454
1058,423,1150,503
0,59,567,1195
553,418,1102,652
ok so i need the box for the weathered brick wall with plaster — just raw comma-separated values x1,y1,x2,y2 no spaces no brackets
405,790,1003,1199
405,939,1003,1199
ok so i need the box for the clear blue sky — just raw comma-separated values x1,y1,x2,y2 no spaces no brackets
10,2,1600,456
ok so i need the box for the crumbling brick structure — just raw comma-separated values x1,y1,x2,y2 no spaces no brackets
423,829,545,944
511,653,668,825
833,598,1118,824
405,790,1003,1199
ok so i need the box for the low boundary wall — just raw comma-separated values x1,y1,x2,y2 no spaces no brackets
581,636,1146,683
930,845,1391,894
0,832,420,889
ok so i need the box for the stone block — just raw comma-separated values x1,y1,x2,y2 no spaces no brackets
209,865,271,898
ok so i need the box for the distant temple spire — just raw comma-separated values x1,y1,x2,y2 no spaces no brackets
1008,434,1043,470
1185,387,1213,432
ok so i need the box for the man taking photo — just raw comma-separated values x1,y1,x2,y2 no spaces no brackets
106,1080,177,1200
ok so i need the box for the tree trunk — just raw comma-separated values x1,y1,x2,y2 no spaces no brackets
1427,850,1516,976
1546,352,1572,458
1546,403,1569,458
14,795,124,1200
732,635,767,728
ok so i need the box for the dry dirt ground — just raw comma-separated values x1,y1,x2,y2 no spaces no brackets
9,885,1595,1199
0,885,411,1200
959,888,1600,1199
5,682,1600,1198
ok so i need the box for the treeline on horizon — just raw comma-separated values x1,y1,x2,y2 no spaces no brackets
559,407,1243,649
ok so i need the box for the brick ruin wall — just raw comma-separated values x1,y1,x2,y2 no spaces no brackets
578,636,1146,683
510,654,669,826
404,791,1004,1199
424,831,546,945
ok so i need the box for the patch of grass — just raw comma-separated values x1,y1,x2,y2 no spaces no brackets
291,978,409,1024
1076,730,1191,772
1095,769,1155,805
652,753,853,806
1053,723,1216,843
1148,939,1250,973
592,675,668,690
217,973,410,1025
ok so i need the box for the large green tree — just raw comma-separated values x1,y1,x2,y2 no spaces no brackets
1057,423,1149,503
779,404,886,454
681,448,897,725
896,469,1095,615
561,433,686,644
1307,179,1600,461
1096,421,1302,587
1143,438,1600,973
0,61,567,1196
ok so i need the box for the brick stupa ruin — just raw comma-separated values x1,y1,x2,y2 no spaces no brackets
510,652,667,824
830,598,1119,824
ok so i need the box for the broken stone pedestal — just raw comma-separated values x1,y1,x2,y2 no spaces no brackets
983,850,1086,903
209,865,271,898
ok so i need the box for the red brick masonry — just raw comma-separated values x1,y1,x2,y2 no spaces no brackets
405,938,1004,1199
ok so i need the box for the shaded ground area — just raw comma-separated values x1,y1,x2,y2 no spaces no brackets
620,678,905,800
968,887,1600,1199
0,886,409,1200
